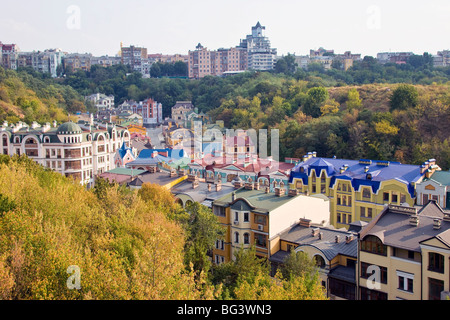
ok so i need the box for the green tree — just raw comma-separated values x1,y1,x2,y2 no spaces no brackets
303,87,328,118
389,84,419,111
183,202,225,275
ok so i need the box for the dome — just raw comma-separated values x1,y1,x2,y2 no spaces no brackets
57,121,82,134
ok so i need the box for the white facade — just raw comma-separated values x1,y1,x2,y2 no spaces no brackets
0,120,130,186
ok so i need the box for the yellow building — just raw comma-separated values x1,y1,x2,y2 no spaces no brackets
289,154,437,229
359,202,450,300
270,218,360,300
211,182,330,264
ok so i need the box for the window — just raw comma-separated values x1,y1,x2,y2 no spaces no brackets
383,192,390,202
234,211,239,223
244,233,250,245
360,207,366,217
361,262,388,284
255,214,266,225
361,236,387,256
255,233,266,248
215,240,224,250
234,232,239,244
400,193,406,203
428,252,445,273
367,208,373,218
392,193,398,203
397,271,414,293
213,206,226,217
314,255,326,268
422,194,429,205
429,278,444,300
243,212,249,222
363,188,371,199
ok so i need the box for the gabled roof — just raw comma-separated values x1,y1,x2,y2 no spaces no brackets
424,170,450,186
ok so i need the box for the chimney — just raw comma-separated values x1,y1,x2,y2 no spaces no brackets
275,187,285,197
299,218,312,228
311,228,320,237
254,181,260,190
433,218,442,230
346,234,354,244
364,166,369,173
207,183,212,192
231,192,236,202
265,186,270,194
192,180,199,189
409,214,419,227
318,232,323,240
215,181,222,192
288,188,299,197
335,235,340,243
53,120,57,128
444,214,450,223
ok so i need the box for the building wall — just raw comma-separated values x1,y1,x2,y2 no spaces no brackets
420,238,450,300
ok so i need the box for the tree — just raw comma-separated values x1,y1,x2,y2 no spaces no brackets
183,202,225,275
389,84,419,111
280,249,318,280
303,87,329,118
346,88,362,111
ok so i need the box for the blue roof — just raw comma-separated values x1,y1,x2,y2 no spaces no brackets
118,142,134,159
138,148,187,160
290,157,423,198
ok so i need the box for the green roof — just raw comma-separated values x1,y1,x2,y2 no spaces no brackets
106,168,146,176
427,171,450,186
57,121,82,134
214,188,299,213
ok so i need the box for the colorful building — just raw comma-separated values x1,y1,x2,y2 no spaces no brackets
0,120,131,185
416,170,450,209
359,202,450,300
289,153,435,229
270,219,360,300
211,183,330,264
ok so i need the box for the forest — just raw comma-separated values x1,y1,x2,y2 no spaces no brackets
0,155,325,300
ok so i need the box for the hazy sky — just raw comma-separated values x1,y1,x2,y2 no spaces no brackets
1,0,449,57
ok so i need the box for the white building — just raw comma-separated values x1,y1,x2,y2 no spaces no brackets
238,22,277,71
85,93,115,110
416,168,450,209
0,120,131,186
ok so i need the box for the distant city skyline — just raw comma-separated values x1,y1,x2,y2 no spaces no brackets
1,0,449,58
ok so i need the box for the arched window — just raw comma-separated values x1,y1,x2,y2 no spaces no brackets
234,232,239,244
361,235,387,256
314,255,326,269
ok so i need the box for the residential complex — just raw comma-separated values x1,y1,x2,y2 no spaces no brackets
359,202,450,300
188,22,276,78
131,98,163,128
211,183,330,264
238,22,277,71
120,44,150,77
0,120,131,185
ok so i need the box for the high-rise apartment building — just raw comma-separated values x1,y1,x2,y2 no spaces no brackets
188,43,247,79
120,44,150,77
238,22,277,71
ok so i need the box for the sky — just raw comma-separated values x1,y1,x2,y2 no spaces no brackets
1,0,449,58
